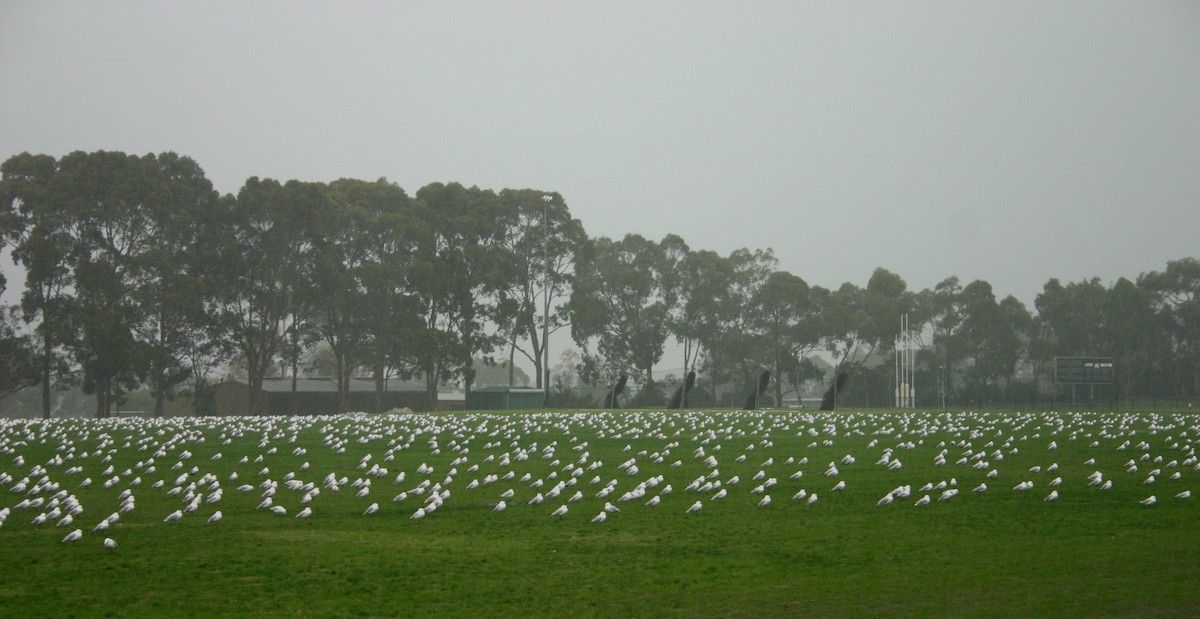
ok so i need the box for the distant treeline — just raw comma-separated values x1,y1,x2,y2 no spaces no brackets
1,150,1197,417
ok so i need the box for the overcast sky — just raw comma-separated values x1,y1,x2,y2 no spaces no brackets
3,2,1198,319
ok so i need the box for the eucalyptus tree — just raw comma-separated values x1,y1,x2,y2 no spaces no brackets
212,178,328,414
820,281,867,386
307,179,382,414
750,270,822,406
570,233,680,397
695,248,776,403
955,280,1031,400
860,268,913,353
1139,258,1200,397
1033,277,1109,400
0,188,38,400
1034,277,1108,358
54,150,164,417
1103,277,1165,399
316,178,425,413
663,241,731,399
494,189,587,390
131,152,221,417
1,152,73,418
409,182,516,407
335,178,421,411
913,277,964,402
0,308,39,400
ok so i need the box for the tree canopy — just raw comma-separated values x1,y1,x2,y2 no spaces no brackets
1,149,1196,415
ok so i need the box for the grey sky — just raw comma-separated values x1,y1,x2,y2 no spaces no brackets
4,0,1199,315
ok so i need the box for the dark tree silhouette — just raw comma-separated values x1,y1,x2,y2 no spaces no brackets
668,370,696,409
819,372,849,410
604,373,628,408
743,370,771,409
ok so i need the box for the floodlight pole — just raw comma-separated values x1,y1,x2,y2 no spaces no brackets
939,364,946,411
542,194,552,408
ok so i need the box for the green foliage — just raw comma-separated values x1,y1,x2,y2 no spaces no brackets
0,308,39,399
3,148,1199,418
569,234,676,383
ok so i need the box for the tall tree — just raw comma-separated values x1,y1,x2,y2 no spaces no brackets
1035,277,1108,357
494,189,587,391
695,248,776,404
316,178,406,413
956,281,1030,400
132,152,220,417
1104,277,1164,399
1,153,74,418
663,240,736,402
821,281,867,395
407,183,509,408
750,270,821,406
56,150,163,417
913,277,964,403
1140,258,1200,397
570,234,679,397
212,178,326,414
330,178,420,412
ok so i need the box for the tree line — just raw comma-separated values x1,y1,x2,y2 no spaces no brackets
1,150,1197,417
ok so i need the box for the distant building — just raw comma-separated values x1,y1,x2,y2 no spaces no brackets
466,386,546,410
208,377,435,417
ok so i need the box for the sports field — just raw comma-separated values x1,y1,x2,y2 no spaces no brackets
1,409,1197,618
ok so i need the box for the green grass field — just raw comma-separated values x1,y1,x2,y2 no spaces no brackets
1,408,1197,618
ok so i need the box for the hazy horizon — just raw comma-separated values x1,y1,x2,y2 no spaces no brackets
4,1,1198,376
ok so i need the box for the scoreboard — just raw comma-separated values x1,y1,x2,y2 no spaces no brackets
1055,357,1114,384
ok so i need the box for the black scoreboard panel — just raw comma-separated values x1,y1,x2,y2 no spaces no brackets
1055,357,1113,384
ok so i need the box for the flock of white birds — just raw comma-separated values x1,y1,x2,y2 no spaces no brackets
1,409,1196,549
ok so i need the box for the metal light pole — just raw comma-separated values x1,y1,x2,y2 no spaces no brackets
939,364,946,411
542,194,552,407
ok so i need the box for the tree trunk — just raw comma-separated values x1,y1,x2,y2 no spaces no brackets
289,329,299,416
153,383,165,418
335,351,347,414
248,360,261,416
508,329,518,386
41,332,51,419
424,367,438,411
373,362,385,413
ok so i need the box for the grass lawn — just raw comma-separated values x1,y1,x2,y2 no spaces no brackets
1,408,1197,618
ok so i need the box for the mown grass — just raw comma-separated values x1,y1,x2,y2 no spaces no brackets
1,409,1197,618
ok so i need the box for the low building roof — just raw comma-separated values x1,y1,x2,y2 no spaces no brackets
221,377,426,393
